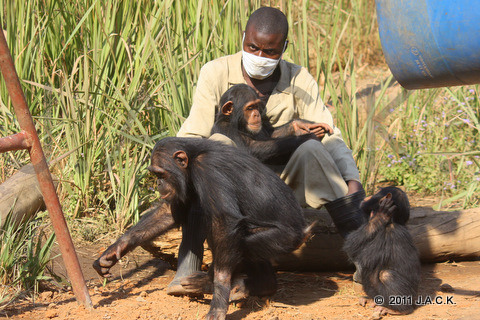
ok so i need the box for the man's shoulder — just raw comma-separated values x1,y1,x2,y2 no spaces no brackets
202,52,241,71
281,59,301,72
278,59,316,92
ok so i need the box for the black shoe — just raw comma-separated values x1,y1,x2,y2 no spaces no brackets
325,190,366,238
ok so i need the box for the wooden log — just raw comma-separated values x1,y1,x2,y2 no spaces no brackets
276,207,480,271
144,206,480,271
0,164,58,228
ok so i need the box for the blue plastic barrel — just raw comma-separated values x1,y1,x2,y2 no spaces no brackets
375,0,480,89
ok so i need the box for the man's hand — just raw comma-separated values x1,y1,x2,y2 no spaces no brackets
292,121,334,140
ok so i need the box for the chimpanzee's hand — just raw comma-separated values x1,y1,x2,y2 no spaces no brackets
92,240,126,278
377,196,396,222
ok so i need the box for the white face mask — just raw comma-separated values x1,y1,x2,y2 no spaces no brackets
242,34,286,80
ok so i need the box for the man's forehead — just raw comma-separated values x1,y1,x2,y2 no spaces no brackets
245,29,284,45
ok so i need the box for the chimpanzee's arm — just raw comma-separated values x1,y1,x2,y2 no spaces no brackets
270,120,307,137
244,133,316,165
93,203,176,277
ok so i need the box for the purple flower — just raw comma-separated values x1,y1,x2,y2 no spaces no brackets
466,161,473,166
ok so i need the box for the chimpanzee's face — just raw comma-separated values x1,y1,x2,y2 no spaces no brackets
242,98,263,134
153,169,176,202
148,147,189,204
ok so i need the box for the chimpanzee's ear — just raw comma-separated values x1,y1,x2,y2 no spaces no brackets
173,150,188,168
221,101,234,116
385,192,392,199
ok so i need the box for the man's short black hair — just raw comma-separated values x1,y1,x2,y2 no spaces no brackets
246,7,289,42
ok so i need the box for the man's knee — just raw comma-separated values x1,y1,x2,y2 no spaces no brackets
209,133,236,146
290,139,334,163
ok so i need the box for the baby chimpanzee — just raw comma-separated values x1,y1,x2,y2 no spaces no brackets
343,187,421,315
211,84,333,165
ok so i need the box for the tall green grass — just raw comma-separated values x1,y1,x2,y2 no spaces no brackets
0,0,478,306
0,213,55,307
1,0,262,230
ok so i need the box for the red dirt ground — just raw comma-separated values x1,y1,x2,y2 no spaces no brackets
2,239,479,320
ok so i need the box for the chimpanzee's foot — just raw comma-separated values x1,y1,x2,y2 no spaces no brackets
205,308,227,320
229,275,249,301
359,297,375,307
166,283,188,296
180,271,213,294
167,273,206,297
166,284,204,297
373,305,413,315
179,272,249,300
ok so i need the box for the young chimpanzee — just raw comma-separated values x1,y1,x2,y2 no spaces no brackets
94,137,310,320
343,187,421,315
211,84,333,165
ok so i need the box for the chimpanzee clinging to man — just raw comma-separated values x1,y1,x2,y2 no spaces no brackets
343,187,421,316
94,137,313,320
211,83,333,165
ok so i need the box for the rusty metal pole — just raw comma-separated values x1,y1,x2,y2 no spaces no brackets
0,30,92,308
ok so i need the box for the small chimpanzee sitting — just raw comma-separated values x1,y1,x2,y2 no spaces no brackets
343,187,421,315
94,137,312,320
211,84,333,165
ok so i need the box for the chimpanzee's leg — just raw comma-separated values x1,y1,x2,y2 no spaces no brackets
167,204,207,295
206,267,232,320
205,227,241,320
93,203,175,278
244,226,303,261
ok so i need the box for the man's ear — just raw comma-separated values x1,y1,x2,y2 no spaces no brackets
221,101,234,116
173,150,188,168
283,40,289,53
